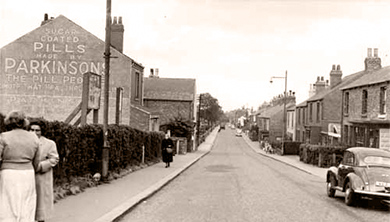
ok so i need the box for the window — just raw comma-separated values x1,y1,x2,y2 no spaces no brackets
302,108,306,124
309,103,313,122
343,152,355,166
362,90,368,115
135,72,140,99
316,102,320,122
344,92,349,115
380,86,387,114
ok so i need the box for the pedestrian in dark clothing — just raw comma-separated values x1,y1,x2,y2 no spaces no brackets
161,132,174,168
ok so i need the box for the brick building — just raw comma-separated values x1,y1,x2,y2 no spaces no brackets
143,70,196,127
296,64,365,145
341,48,390,151
295,101,308,143
0,14,156,131
256,94,295,143
286,104,296,141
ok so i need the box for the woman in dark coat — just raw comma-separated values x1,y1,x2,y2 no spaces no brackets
161,132,174,168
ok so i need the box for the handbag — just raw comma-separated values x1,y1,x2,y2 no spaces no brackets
166,144,173,154
166,147,173,153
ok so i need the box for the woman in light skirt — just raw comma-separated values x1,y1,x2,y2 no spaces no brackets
0,111,40,221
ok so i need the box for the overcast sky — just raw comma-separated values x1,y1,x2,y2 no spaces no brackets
1,0,390,111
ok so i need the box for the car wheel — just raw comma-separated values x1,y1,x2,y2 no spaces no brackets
327,176,336,198
345,181,355,206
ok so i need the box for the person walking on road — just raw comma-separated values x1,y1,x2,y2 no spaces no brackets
161,132,174,168
29,119,59,222
0,110,40,222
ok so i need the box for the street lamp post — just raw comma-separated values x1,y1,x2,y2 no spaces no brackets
270,70,288,155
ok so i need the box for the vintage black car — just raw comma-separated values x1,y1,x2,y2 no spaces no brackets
326,147,390,206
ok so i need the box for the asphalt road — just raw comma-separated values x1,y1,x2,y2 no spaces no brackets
119,128,389,222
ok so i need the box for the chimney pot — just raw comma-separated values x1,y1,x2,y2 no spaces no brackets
113,16,117,24
119,16,123,24
337,64,340,70
155,68,159,76
332,64,335,70
44,13,48,21
321,76,324,81
367,48,372,57
374,48,378,57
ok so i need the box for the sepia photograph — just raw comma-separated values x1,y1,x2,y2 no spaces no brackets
0,0,389,221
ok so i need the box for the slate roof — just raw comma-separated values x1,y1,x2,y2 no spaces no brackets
340,65,390,90
296,100,307,107
256,102,294,118
143,77,196,101
307,70,366,102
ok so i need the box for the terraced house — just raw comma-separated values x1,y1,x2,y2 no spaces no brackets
341,48,390,151
296,61,367,145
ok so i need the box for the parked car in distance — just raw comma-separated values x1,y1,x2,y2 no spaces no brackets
220,122,226,130
326,147,390,206
235,128,242,137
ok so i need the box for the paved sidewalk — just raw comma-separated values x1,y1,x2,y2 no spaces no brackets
241,134,327,179
48,127,219,222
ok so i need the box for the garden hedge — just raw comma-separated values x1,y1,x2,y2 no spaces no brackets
0,116,164,185
299,144,347,168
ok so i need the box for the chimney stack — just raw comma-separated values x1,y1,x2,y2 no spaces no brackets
111,16,124,53
41,13,52,26
364,48,381,71
329,64,342,88
314,76,326,94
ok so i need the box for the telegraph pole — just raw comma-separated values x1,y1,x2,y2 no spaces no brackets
102,0,111,181
196,94,202,148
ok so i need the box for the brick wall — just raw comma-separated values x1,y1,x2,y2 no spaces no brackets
145,100,193,125
344,82,389,121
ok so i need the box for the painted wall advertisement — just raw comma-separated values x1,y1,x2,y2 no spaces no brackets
0,16,105,120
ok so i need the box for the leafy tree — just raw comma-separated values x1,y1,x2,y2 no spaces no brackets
160,116,195,140
199,93,223,126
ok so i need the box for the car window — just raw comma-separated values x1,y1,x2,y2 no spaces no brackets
362,156,390,167
343,152,355,165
